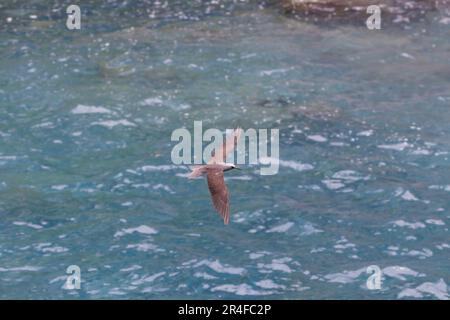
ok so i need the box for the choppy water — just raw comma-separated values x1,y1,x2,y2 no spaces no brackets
1,0,450,299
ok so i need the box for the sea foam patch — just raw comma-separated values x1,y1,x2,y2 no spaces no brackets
307,134,328,142
71,105,112,114
266,222,294,233
260,158,313,172
378,142,410,151
114,225,158,237
398,279,449,300
92,119,136,128
211,283,274,296
194,259,246,276
13,221,43,229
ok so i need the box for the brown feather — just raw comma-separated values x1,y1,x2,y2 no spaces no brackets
206,169,230,224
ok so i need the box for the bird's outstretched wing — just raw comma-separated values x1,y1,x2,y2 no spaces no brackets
209,128,242,164
206,169,230,224
188,165,206,179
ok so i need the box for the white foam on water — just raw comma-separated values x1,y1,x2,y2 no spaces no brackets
175,172,192,178
0,266,41,272
439,17,450,25
153,184,175,193
329,141,349,147
51,185,68,191
225,175,253,181
426,219,445,226
259,157,314,172
356,130,374,137
307,135,328,142
248,225,265,234
429,185,450,192
32,121,54,129
92,119,136,128
0,155,19,161
400,52,415,60
211,284,274,296
126,243,160,252
142,272,166,282
13,221,43,229
180,259,197,267
300,223,323,235
140,164,179,172
332,170,369,182
71,105,112,114
186,233,200,237
255,279,286,290
411,148,431,155
324,268,366,284
334,243,356,250
322,179,345,190
298,184,322,191
131,272,166,286
120,265,142,272
249,251,269,260
140,97,163,106
259,67,293,76
382,266,423,281
398,288,424,299
399,279,449,300
114,225,158,237
280,159,314,172
49,275,68,284
378,142,410,151
436,243,450,250
391,220,426,229
194,272,218,280
130,183,151,189
257,258,293,273
39,245,69,253
194,260,246,276
279,160,314,172
266,222,294,233
401,190,419,201
405,248,433,258
108,288,127,295
241,53,257,59
172,103,191,111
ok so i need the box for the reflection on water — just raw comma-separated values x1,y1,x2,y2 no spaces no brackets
0,0,449,299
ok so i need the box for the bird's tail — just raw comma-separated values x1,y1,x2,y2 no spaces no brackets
188,165,207,179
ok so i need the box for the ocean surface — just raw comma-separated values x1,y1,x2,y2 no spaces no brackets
0,0,449,299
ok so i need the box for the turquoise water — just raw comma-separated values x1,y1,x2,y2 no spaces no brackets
1,0,450,299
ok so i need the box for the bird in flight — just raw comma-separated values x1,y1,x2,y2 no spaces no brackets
188,128,243,224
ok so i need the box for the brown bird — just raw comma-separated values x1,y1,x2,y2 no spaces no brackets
188,128,242,224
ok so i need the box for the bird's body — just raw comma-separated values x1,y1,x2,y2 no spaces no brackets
188,128,242,224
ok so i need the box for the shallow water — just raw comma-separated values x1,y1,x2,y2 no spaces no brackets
0,0,450,299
